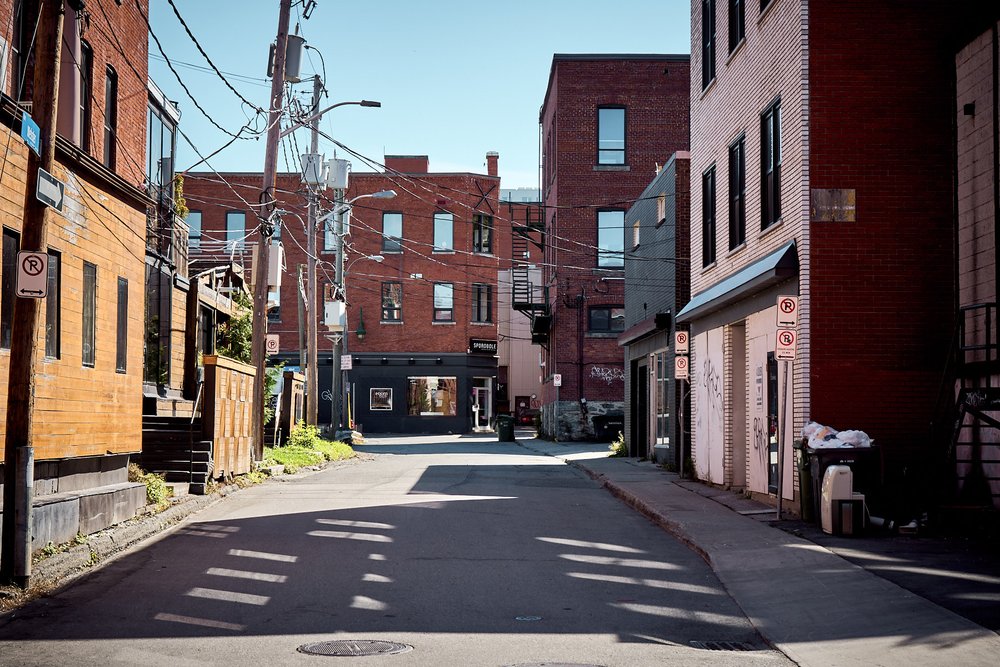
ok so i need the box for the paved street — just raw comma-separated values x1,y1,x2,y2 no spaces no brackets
0,435,789,666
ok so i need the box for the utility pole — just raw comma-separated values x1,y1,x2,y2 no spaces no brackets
305,74,322,426
1,0,64,588
331,198,346,431
251,0,292,461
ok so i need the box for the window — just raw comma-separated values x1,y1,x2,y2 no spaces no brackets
597,106,625,165
82,262,97,367
381,281,402,321
116,277,127,372
382,212,402,252
45,250,60,358
701,0,716,89
225,211,245,251
472,213,493,254
632,220,641,249
187,210,202,250
103,66,117,169
589,306,625,333
146,104,175,195
657,193,667,224
79,41,93,151
433,283,454,322
728,0,745,52
433,212,453,252
728,136,746,249
472,284,492,323
702,165,717,266
597,209,625,268
407,376,458,416
1,228,19,349
761,99,781,229
655,351,672,448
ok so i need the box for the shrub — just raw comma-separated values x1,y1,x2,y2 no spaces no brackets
262,445,323,474
608,431,627,457
287,420,321,449
128,463,171,506
314,439,354,462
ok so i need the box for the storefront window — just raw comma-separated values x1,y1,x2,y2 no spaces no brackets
407,376,457,416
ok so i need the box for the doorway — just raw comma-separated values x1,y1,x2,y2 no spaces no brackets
472,377,492,431
767,352,779,494
731,323,747,490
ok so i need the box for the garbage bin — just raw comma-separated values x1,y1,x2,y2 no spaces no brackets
496,415,515,442
807,445,880,523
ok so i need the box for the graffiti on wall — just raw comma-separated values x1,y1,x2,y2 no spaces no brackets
589,366,625,385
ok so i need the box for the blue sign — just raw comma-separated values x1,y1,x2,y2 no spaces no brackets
20,113,40,156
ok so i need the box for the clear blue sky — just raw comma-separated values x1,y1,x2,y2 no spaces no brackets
149,1,691,188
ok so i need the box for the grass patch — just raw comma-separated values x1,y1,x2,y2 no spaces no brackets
263,423,355,474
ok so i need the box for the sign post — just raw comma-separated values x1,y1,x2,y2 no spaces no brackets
775,295,798,520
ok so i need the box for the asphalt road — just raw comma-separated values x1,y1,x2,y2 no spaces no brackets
0,435,793,666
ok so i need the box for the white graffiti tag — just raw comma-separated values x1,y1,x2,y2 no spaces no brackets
589,366,625,385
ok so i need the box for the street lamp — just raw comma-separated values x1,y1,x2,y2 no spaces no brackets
293,76,382,428
325,193,394,432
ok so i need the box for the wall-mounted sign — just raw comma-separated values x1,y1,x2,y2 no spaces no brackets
553,373,562,387
810,188,856,222
469,338,498,355
370,387,392,411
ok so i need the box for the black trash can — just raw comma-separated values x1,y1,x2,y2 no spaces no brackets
807,445,881,522
496,415,515,442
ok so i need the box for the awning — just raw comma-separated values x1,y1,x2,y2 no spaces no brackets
618,312,672,347
676,241,798,323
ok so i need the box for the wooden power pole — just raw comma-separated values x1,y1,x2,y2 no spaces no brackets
1,0,64,587
250,0,292,461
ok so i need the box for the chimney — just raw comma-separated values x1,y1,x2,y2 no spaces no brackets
486,151,499,177
384,155,429,174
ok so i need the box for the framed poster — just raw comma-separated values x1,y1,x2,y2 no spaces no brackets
370,388,393,411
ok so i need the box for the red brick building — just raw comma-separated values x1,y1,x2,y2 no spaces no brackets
679,1,996,517
536,54,690,440
184,154,502,433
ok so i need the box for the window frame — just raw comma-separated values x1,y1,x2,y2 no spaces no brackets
433,282,454,322
45,249,61,359
728,0,745,53
701,0,717,89
82,261,97,368
597,106,626,165
728,136,746,249
79,40,93,152
187,210,202,251
382,211,403,253
702,165,717,267
433,211,454,252
103,65,118,170
1,227,19,349
116,276,127,373
472,213,493,254
761,98,782,229
588,306,626,333
597,209,625,269
471,283,492,323
381,281,402,322
225,210,246,252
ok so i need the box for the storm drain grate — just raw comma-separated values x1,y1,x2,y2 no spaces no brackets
297,640,413,657
689,640,755,651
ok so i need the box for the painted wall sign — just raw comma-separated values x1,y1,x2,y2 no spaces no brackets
469,338,498,355
810,188,856,222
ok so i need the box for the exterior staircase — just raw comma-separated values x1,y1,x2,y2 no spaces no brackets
140,411,213,495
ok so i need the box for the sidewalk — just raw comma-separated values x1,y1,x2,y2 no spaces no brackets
517,434,1000,667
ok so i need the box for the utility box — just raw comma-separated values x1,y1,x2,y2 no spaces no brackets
300,153,325,185
327,159,350,190
821,465,865,536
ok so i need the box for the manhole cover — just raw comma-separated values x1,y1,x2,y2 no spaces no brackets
689,640,754,651
297,640,413,657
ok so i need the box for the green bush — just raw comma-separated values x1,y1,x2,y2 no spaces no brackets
128,463,171,506
608,431,628,457
314,439,354,462
287,420,321,449
262,445,324,474
263,422,355,473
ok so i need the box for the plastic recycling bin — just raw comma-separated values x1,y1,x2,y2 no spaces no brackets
496,415,515,442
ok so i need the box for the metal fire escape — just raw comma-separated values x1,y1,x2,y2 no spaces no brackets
509,202,550,345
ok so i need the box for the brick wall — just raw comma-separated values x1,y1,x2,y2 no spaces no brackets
184,164,502,360
541,55,690,410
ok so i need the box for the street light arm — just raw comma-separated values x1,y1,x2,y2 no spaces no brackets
279,100,381,139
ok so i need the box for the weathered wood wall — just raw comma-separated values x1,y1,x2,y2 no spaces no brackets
202,354,256,477
0,128,145,462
